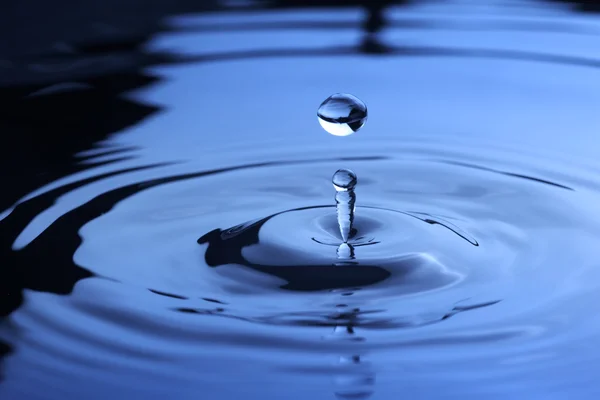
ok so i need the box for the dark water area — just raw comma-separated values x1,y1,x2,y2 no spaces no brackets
2,0,600,399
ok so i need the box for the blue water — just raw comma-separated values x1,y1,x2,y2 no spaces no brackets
2,1,600,399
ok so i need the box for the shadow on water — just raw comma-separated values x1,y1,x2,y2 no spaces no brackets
178,17,600,36
550,0,600,12
267,0,396,53
198,207,392,292
179,43,600,70
0,0,224,368
0,44,167,326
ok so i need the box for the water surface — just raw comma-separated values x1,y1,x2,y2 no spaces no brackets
2,1,600,399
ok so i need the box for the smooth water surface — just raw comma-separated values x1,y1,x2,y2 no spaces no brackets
2,1,600,399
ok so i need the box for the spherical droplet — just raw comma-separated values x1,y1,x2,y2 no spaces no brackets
317,93,367,137
333,169,357,191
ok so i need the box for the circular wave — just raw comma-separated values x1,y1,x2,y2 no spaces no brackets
3,2,600,396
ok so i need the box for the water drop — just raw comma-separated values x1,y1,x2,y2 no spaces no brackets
317,93,367,136
333,169,357,192
333,169,357,242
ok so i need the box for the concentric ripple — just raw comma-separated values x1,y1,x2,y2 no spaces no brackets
3,135,600,400
3,1,600,398
199,205,470,293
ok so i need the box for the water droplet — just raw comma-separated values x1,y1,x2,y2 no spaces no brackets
333,169,357,242
333,169,357,192
317,93,367,136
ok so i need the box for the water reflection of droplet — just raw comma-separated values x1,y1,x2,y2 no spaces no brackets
333,355,375,400
336,243,355,260
318,93,367,137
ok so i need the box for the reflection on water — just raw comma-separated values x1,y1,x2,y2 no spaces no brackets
328,319,375,400
551,0,600,12
362,0,393,53
2,1,600,399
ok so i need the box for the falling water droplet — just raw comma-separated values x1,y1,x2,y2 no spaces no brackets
318,93,367,136
333,169,357,242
